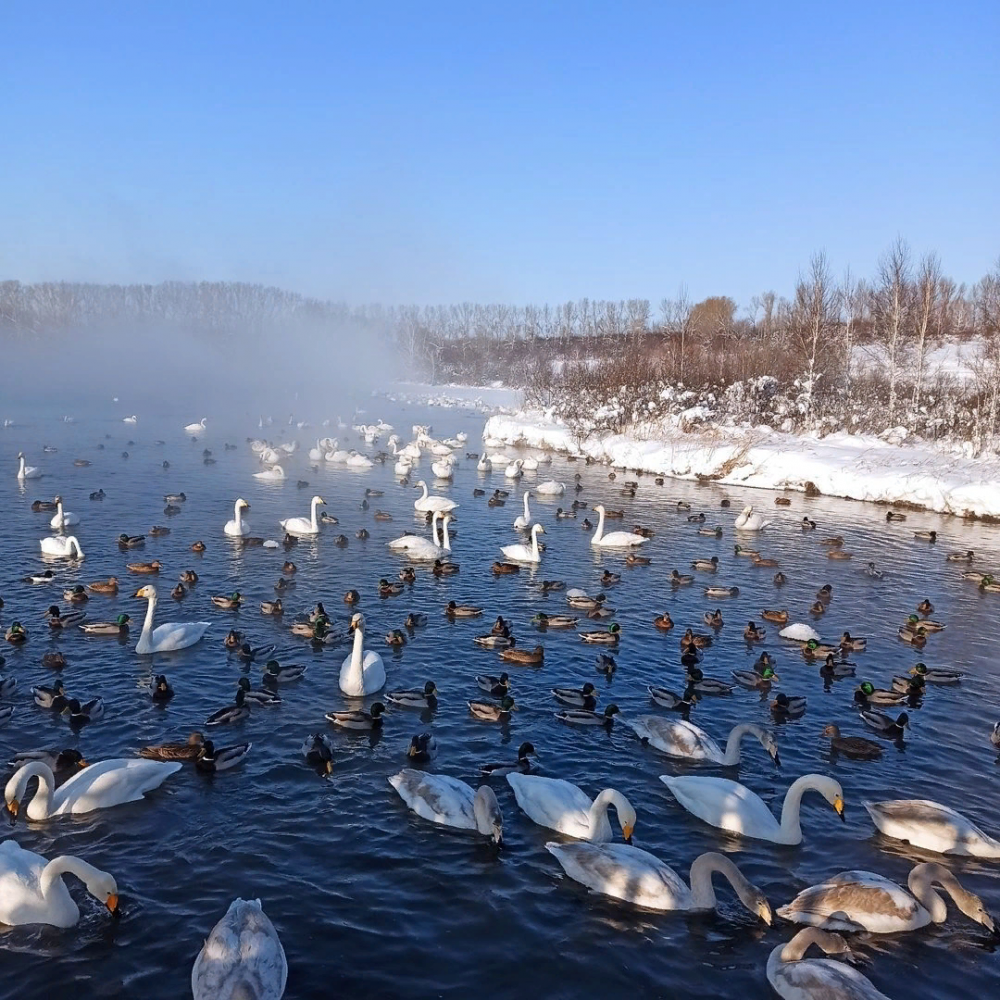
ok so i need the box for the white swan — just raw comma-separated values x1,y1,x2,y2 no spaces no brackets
278,440,297,454
17,452,42,480
259,447,281,464
308,439,323,462
506,772,635,842
591,505,648,548
0,841,118,926
134,584,210,654
505,459,523,479
431,458,454,479
339,613,386,696
388,511,450,561
767,928,891,1000
545,843,772,920
49,497,80,529
191,897,287,1000
780,622,822,642
224,498,251,537
395,456,412,477
734,504,771,531
5,758,181,821
185,418,207,434
536,480,565,496
253,464,286,481
413,480,458,513
661,773,844,845
513,491,532,530
123,415,137,424
346,452,373,469
521,455,540,471
430,442,453,457
864,799,1000,857
39,535,84,560
777,863,995,934
279,495,325,536
625,718,779,766
389,769,503,844
325,449,350,463
477,456,492,472
501,523,544,564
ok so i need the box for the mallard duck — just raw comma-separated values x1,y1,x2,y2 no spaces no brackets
180,570,199,584
744,622,766,641
281,560,297,575
579,623,620,645
697,526,723,538
211,591,242,610
594,653,617,677
801,517,816,529
395,567,416,585
903,613,945,632
653,612,674,630
404,612,428,628
490,616,510,635
802,639,838,658
260,599,283,616
860,709,909,737
566,592,606,610
473,631,515,649
325,703,385,730
339,590,360,606
980,575,1000,593
809,600,826,616
79,614,130,636
127,560,161,574
139,732,206,761
827,549,853,560
648,686,697,710
917,598,934,615
378,579,405,597
734,545,759,559
751,554,780,568
445,601,482,618
480,741,536,776
704,609,724,628
691,556,719,571
501,644,544,664
601,570,621,586
687,512,706,523
24,569,56,584
685,667,733,696
625,552,652,565
32,680,66,708
770,693,806,718
913,530,938,542
151,674,174,702
886,510,907,521
9,747,87,780
273,577,296,592
308,604,328,625
552,682,597,708
476,672,510,696
171,583,187,600
840,631,867,651
947,549,975,562
61,697,104,724
820,724,882,759
432,559,460,576
32,499,59,512
290,619,328,639
820,655,855,679
774,496,791,506
555,507,576,519
387,681,438,709
773,572,788,586
188,540,206,553
676,501,692,511
910,661,962,684
0,676,17,699
64,586,89,604
671,570,694,586
492,561,520,575
891,674,925,695
232,676,281,707
680,628,712,650
118,534,145,549
262,660,307,684
820,536,844,548
755,651,775,672
47,607,87,629
385,629,407,647
469,696,516,721
332,534,349,547
704,586,739,598
732,666,778,689
406,733,437,762
41,652,66,670
762,609,788,623
897,626,927,647
149,525,170,537
854,682,907,707
301,734,335,773
206,685,250,726
556,704,620,726
318,512,339,525
532,613,578,628
194,740,252,773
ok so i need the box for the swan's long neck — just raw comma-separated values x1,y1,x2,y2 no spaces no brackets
594,508,605,543
688,852,759,913
779,927,851,963
531,526,541,559
348,623,365,680
11,762,55,819
778,775,827,841
430,510,441,547
18,456,25,477
441,517,451,552
588,788,629,838
69,537,82,558
41,856,106,899
522,492,530,519
233,501,244,531
56,500,65,521
722,723,765,765
419,482,429,502
908,863,978,924
310,498,320,531
141,593,158,641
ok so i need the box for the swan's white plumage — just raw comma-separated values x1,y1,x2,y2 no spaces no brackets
413,480,457,513
591,506,648,548
279,495,325,536
49,499,80,529
339,614,386,696
39,535,84,559
864,799,1000,857
135,584,210,654
224,498,251,537
506,773,635,842
501,523,544,563
734,505,771,531
389,769,502,842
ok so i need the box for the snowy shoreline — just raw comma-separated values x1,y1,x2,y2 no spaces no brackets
482,409,1000,521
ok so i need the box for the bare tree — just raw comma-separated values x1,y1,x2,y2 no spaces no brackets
872,238,912,420
911,253,941,410
791,251,837,424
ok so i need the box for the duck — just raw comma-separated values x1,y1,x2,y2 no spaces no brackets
771,693,807,718
864,798,1000,857
653,612,674,630
149,525,170,537
734,544,760,559
500,522,545,563
625,552,652,565
468,696,516,721
839,631,867,652
897,626,927,647
751,554,780,568
5,622,28,644
556,704,620,726
473,631,515,649
476,673,510,696
445,601,483,618
385,629,407,647
579,623,621,645
24,569,56,584
820,725,883,759
860,709,909,738
79,614,130,636
262,660,307,684
260,599,283,616
301,734,335,774
802,639,838,658
138,732,206,761
211,591,243,610
704,609,724,628
4,757,181,821
684,667,732,695
179,570,199,584
9,748,86,781
546,844,772,920
551,682,598,708
766,928,890,1000
732,666,778,689
127,560,161,574
902,612,946,633
917,598,934,615
406,733,438,763
670,570,694,586
854,682,907,708
891,674,925,696
41,652,67,670
0,675,17,699
697,526,723,537
661,773,845,844
325,703,385,730
191,898,287,1000
647,686,698,710
774,571,788,585
172,583,187,600
591,505,648,548
378,579,405,597
820,655,856,680
389,769,503,844
39,535,84,560
828,549,853,560
762,609,788,623
531,613,578,629
133,584,210,654
946,549,975,562
500,645,545,665
116,533,146,550
32,680,67,709
32,499,58,511
432,559,459,576
205,686,250,727
404,612,428,628
627,718,779,765
886,510,907,521
801,517,816,529
704,585,739,598
47,606,87,629
193,739,252,774
810,600,827,615
0,840,119,927
680,629,712,650
910,661,962,684
386,681,439,709
506,773,635,842
913,529,938,542
492,561,520,575
555,507,576,519
339,613,386,697
480,741,536,776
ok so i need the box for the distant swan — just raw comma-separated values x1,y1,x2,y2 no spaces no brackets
224,498,251,537
279,495,325,536
536,480,565,496
49,497,80,529
735,505,771,531
506,772,635,842
191,898,287,1000
40,535,84,560
501,523,544,564
413,480,458,513
184,418,207,434
513,491,532,529
339,613,386,696
389,769,503,844
592,505,648,548
388,511,450,561
253,465,286,481
17,452,42,480
134,584,210,654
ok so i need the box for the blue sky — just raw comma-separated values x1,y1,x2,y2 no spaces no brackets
2,2,997,308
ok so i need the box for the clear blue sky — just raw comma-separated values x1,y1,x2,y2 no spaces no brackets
2,1,997,309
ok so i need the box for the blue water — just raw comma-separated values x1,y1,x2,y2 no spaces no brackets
1,401,999,999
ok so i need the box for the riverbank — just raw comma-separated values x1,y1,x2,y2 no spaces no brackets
483,408,1000,520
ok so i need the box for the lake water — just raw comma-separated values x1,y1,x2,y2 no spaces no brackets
2,399,999,999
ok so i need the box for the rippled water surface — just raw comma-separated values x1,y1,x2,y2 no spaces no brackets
2,402,1000,999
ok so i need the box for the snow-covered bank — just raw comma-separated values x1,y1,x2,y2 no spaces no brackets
385,382,522,412
483,410,1000,520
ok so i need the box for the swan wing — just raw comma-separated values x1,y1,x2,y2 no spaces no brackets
661,776,780,838
769,955,891,1000
148,621,211,652
864,799,1000,856
596,532,647,547
506,773,592,837
777,871,925,932
389,770,476,830
51,758,181,815
630,717,720,760
192,898,287,1000
546,842,691,910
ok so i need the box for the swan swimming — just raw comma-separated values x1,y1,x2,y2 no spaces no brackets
0,840,118,927
413,480,458,513
389,769,503,844
766,927,891,1000
224,498,251,537
39,535,84,560
339,613,386,697
134,584,210,654
184,418,208,434
279,495,326,536
536,480,565,496
501,523,544,564
661,773,845,844
734,505,771,531
388,511,451,561
591,505,648,548
625,718,780,766
5,757,181,821
49,496,80,529
513,491,532,530
191,897,287,1000
863,798,1000,857
16,452,42,480
506,772,636,842
254,464,286,482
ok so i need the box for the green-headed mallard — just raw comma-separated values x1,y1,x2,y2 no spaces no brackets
64,585,89,604
684,666,732,695
647,686,697,710
801,517,816,529
860,709,909,737
445,601,482,618
697,526,723,537
910,661,962,684
891,674,925,695
579,623,620,645
78,614,130,636
802,639,838,659
885,511,906,522
325,702,385,730
61,696,104,724
32,679,66,708
705,585,739,598
404,612,428,628
770,693,806,718
981,575,1000,593
671,570,694,586
476,672,510,696
625,552,652,565
552,682,597,708
913,530,937,542
555,704,619,726
262,660,306,684
821,725,882,759
234,676,281,706
532,612,578,629
406,732,437,762
480,741,536,776
205,685,250,726
897,626,927,647
501,644,545,664
566,592,606,610
386,681,438,709
854,682,907,707
691,556,719,571
732,666,778,689
118,533,146,549
903,613,945,633
734,545,759,559
47,606,86,629
469,696,515,721
139,731,205,761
